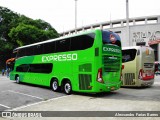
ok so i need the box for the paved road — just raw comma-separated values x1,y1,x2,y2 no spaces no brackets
0,75,65,111
0,75,160,120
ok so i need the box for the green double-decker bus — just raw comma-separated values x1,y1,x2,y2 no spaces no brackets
10,29,122,94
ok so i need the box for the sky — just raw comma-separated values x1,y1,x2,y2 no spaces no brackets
0,0,160,33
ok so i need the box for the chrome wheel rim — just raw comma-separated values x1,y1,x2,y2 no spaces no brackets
64,83,71,94
52,81,58,91
16,77,20,83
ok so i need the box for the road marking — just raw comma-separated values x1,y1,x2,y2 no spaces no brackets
9,95,71,111
0,104,11,109
8,90,44,100
0,90,9,93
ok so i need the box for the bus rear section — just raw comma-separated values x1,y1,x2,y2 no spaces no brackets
122,46,155,87
139,46,155,86
96,31,122,92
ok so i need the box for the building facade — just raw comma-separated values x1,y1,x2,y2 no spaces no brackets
61,15,160,61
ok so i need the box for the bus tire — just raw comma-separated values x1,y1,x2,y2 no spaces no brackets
15,76,20,84
63,80,72,95
51,79,60,92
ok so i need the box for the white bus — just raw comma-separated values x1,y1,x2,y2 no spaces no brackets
122,46,155,87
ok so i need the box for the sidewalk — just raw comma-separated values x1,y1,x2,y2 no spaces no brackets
1,94,160,120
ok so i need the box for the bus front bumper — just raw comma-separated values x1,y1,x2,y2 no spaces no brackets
140,79,154,87
97,81,122,92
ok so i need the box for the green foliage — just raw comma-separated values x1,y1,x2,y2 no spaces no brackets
0,6,59,69
0,39,14,51
8,23,58,46
0,6,59,49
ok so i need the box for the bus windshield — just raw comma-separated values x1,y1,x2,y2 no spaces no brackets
122,49,137,63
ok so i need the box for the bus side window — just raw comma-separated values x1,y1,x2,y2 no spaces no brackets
70,33,94,51
34,44,43,55
56,38,70,52
16,64,29,72
26,47,34,56
43,42,56,54
28,64,52,73
17,48,26,57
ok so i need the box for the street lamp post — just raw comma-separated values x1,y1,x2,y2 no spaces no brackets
126,0,129,24
126,0,130,46
75,0,78,31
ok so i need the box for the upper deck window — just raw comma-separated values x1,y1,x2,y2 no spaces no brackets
16,33,95,58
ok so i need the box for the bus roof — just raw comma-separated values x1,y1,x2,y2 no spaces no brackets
14,29,102,51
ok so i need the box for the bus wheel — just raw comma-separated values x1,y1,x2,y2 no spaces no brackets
15,76,20,84
64,81,72,95
51,79,59,92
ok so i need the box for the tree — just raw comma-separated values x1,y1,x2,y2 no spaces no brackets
0,6,59,69
9,23,58,46
0,6,20,45
0,39,14,51
0,6,59,48
8,15,59,47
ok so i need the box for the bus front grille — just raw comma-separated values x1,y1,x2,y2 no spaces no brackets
124,73,135,85
79,74,92,90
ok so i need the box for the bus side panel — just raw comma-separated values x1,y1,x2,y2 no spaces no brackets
136,52,141,86
55,61,73,86
139,47,155,86
122,60,137,86
72,49,95,92
72,30,103,93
